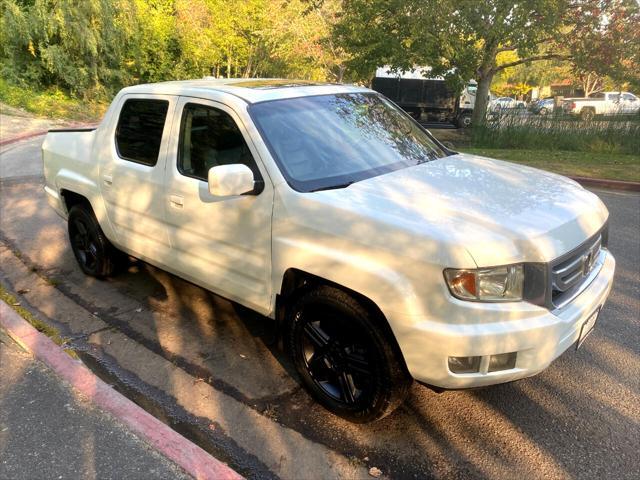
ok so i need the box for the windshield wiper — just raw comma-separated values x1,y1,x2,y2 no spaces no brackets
310,181,355,192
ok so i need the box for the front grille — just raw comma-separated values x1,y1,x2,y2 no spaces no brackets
550,230,604,308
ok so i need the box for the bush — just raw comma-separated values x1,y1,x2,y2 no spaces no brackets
0,79,106,122
472,112,640,155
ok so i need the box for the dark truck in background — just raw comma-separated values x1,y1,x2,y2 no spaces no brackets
371,69,476,128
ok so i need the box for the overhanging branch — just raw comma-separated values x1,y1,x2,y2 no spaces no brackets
493,53,571,72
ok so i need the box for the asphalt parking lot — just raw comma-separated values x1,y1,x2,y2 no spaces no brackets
1,135,639,479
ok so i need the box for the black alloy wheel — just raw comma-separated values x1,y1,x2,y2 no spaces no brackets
288,286,411,422
300,309,374,405
70,214,99,272
67,205,123,277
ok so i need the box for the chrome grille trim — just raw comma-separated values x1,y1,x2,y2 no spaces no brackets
549,229,605,308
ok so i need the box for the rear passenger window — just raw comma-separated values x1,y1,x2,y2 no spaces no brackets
178,103,257,181
116,99,169,166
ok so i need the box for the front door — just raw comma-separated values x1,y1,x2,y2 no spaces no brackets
163,97,273,314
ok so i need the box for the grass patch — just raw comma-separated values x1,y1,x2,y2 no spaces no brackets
0,78,107,122
459,148,640,182
472,113,640,155
0,284,65,345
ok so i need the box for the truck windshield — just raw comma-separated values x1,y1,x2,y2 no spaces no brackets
249,93,447,192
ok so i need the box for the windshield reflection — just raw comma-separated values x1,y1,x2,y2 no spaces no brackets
250,93,447,192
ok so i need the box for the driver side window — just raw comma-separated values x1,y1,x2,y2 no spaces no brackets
178,103,258,181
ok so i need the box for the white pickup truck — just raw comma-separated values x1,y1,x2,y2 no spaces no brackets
43,79,615,422
563,91,640,120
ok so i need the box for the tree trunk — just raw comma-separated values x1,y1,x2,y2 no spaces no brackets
472,71,494,126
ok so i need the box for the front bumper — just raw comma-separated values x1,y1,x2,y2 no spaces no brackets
394,249,615,389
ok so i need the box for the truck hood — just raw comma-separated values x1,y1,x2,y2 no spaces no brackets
309,153,608,266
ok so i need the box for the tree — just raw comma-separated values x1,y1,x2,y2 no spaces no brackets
1,0,134,97
127,0,180,83
566,0,640,95
336,0,573,123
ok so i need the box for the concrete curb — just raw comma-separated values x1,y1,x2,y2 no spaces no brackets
0,130,49,147
570,176,640,192
0,300,244,480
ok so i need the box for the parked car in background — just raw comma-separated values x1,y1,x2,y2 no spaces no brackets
42,79,615,422
489,97,526,111
529,97,555,115
563,92,640,120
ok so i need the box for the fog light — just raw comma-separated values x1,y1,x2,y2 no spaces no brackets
448,356,481,374
488,352,517,372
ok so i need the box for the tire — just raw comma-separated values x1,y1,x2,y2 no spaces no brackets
580,108,595,121
539,107,549,116
67,204,125,278
457,113,472,128
287,285,412,422
406,108,421,121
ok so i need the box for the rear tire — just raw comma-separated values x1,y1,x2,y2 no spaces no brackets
287,285,411,422
67,205,125,278
580,108,595,121
457,113,472,128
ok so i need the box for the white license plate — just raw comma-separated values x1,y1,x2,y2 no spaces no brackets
576,307,601,350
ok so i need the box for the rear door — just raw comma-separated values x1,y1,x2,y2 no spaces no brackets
100,94,175,263
163,96,273,314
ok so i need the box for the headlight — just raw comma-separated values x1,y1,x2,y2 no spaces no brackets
444,264,524,302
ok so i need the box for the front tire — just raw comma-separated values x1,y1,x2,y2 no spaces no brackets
68,204,124,278
287,286,411,422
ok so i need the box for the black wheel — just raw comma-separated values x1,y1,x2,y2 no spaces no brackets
539,107,549,116
405,108,421,121
457,113,472,128
68,204,124,278
287,286,411,422
580,108,595,121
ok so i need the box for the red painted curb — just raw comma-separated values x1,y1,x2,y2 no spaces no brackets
0,130,48,147
0,301,244,480
570,176,640,192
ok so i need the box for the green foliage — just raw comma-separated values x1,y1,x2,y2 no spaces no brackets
0,78,106,121
0,0,347,103
567,0,640,92
471,113,640,155
336,0,572,122
1,0,134,99
1,0,637,123
459,148,640,181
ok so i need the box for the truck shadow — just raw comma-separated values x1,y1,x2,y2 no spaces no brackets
1,179,638,479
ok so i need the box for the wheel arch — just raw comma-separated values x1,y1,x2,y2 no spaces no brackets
276,268,410,374
55,176,118,246
60,189,92,214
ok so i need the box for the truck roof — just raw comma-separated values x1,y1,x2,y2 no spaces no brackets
120,78,370,104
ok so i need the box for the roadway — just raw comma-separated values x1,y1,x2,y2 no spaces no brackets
1,133,638,479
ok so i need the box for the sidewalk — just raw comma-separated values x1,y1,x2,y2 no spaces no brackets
0,328,192,480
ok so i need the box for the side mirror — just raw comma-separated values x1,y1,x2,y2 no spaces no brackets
207,164,260,197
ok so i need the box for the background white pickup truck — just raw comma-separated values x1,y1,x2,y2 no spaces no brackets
563,91,640,120
42,79,615,422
